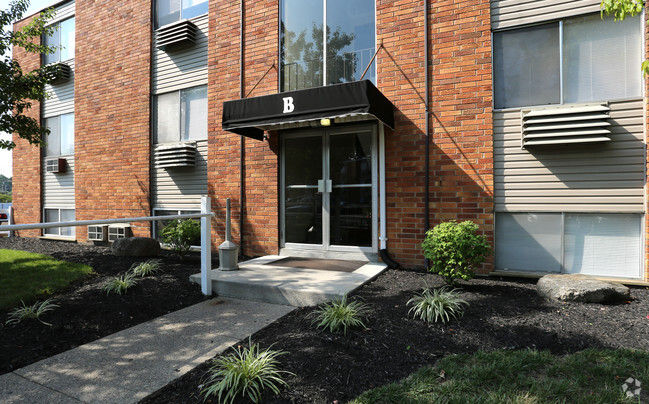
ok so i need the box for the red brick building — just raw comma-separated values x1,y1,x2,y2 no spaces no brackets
12,0,649,281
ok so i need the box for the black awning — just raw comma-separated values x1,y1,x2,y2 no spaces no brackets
222,80,395,140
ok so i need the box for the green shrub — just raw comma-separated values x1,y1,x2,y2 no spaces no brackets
407,287,468,323
5,298,59,326
421,220,491,285
310,294,370,335
201,340,293,404
160,219,201,259
130,259,163,277
103,272,137,295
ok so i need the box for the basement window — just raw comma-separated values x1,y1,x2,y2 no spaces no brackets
493,13,641,109
154,86,207,143
43,208,75,237
155,0,208,28
43,17,75,64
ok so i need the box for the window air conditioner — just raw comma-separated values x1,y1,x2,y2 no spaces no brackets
48,62,73,85
87,225,108,242
108,224,132,242
45,157,67,173
154,142,197,169
155,19,198,51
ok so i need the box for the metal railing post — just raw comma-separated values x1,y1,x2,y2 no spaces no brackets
200,195,212,296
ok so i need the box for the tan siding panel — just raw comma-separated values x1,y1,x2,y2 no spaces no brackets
491,0,601,29
152,15,208,94
50,1,75,24
43,59,75,118
152,140,208,209
493,100,645,212
42,156,75,208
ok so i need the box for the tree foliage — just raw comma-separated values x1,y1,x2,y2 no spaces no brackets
0,0,59,150
600,0,649,75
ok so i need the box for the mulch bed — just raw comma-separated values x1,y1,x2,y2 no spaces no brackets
0,237,208,375
2,238,649,403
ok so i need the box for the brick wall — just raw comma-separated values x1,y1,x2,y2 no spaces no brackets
12,16,43,237
74,0,152,238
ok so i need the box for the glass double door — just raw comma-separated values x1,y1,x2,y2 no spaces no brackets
282,125,377,252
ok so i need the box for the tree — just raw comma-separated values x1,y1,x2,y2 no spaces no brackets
0,0,59,150
600,0,648,75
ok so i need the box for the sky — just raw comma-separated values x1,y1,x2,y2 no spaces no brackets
0,0,59,178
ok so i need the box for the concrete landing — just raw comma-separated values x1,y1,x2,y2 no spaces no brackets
189,255,388,306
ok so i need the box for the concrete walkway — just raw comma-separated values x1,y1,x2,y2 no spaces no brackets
0,298,293,403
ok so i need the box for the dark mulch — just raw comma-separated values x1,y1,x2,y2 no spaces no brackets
2,239,649,403
0,237,208,375
145,269,649,403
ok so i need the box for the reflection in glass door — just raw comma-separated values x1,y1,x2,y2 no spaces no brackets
282,125,377,252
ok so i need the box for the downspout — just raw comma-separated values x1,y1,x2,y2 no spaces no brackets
239,0,245,256
424,0,431,269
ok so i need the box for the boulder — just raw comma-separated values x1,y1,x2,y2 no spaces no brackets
537,274,631,304
111,237,161,257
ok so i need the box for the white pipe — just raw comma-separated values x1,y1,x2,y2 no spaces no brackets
0,213,214,231
379,124,387,250
200,195,212,296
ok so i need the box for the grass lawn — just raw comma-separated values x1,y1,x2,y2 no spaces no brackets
351,348,649,404
0,249,93,310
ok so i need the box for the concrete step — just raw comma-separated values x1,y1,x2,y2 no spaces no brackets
189,255,387,306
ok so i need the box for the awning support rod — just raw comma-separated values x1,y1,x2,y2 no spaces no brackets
360,42,383,81
245,62,277,99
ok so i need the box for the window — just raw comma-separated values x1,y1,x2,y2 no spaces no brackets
496,213,642,278
493,14,641,109
45,113,74,156
154,86,207,143
280,0,376,92
43,17,75,64
43,208,75,237
155,0,208,28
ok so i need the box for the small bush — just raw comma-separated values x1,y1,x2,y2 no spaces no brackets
407,287,468,323
201,340,293,404
160,219,201,259
310,294,370,335
5,298,59,326
130,259,163,277
421,220,491,285
104,272,137,295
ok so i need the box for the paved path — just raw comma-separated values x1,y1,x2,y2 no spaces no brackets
0,298,294,403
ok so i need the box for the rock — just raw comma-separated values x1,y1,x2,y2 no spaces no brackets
537,274,631,304
111,237,161,257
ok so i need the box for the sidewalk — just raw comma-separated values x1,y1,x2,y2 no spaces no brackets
0,298,294,403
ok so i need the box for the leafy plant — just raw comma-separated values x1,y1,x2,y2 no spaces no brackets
310,294,370,335
130,259,163,277
421,220,491,285
201,339,293,404
5,298,59,326
103,272,137,295
160,219,201,259
407,287,469,324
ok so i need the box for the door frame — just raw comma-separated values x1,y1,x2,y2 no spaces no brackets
279,122,379,255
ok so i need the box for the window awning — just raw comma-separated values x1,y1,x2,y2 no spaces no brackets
222,80,395,140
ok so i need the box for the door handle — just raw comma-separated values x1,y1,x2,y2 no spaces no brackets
317,179,325,193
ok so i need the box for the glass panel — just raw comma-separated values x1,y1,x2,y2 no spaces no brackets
60,209,75,237
330,186,371,247
182,86,207,140
284,136,322,186
281,0,323,91
330,131,372,185
493,23,560,109
59,18,75,61
44,24,60,64
182,0,208,20
563,14,641,103
44,209,59,235
60,113,74,155
564,214,641,278
285,188,322,244
155,92,180,143
45,116,60,157
495,213,562,272
156,0,181,27
326,0,375,85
